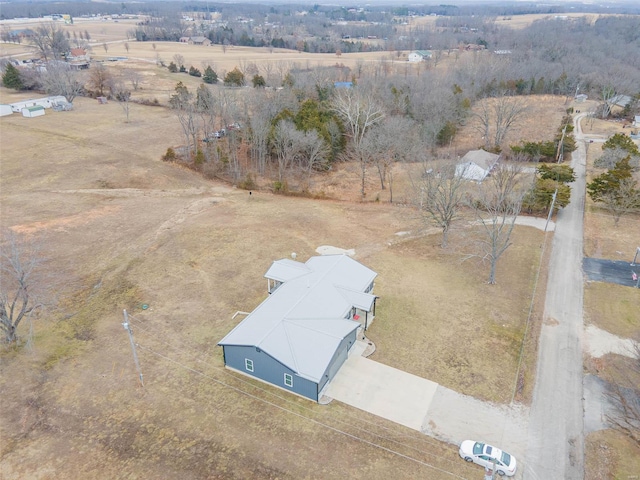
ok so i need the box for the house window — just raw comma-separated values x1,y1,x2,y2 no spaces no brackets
284,373,293,388
245,358,254,372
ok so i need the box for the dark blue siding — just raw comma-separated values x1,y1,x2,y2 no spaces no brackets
222,345,318,401
318,329,357,392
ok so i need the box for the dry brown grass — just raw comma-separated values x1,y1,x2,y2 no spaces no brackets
585,429,640,480
584,283,640,338
496,13,605,29
450,95,568,155
0,23,587,476
0,64,551,477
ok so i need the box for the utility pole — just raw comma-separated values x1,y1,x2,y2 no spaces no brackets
556,124,567,163
122,309,144,387
545,188,558,232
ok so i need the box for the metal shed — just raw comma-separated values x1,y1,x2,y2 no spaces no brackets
219,255,377,402
22,106,45,118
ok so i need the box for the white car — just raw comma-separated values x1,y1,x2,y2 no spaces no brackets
459,440,517,476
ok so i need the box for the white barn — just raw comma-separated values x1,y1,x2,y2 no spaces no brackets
455,149,500,182
0,104,12,117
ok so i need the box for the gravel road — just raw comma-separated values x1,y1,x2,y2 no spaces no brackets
524,114,589,479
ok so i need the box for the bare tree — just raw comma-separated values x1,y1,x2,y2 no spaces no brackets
297,129,330,184
87,63,114,97
124,69,142,91
415,162,467,248
0,230,45,344
102,42,109,54
30,23,70,61
40,63,84,103
472,94,528,150
600,177,640,227
124,42,130,53
332,87,385,198
170,82,200,157
605,337,640,447
173,54,185,69
271,120,301,183
471,163,524,284
113,82,132,123
365,116,421,201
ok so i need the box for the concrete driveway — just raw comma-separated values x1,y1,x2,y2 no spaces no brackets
324,354,438,430
325,350,530,476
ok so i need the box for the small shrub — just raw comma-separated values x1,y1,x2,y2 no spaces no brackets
194,149,205,165
238,175,257,190
273,181,288,193
162,147,176,162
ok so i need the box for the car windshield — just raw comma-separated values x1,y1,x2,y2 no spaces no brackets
473,443,484,455
501,452,512,466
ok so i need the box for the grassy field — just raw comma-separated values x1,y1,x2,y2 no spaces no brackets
1,15,639,478
0,77,550,478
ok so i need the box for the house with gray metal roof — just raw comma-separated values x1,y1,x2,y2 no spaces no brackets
218,255,377,402
455,149,500,182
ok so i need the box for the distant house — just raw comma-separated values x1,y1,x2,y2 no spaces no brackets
218,255,378,402
68,48,90,63
455,149,500,182
408,50,432,62
608,94,632,108
179,37,190,43
493,50,512,55
634,115,640,127
189,36,211,46
8,29,34,41
0,105,13,117
575,94,588,103
334,81,353,89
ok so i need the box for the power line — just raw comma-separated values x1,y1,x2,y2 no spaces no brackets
136,343,471,479
128,315,468,461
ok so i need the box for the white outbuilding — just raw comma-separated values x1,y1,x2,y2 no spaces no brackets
0,104,12,117
22,106,45,118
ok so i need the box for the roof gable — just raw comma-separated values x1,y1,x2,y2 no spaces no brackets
460,149,500,170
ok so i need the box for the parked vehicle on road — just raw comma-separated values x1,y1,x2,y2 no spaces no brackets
459,440,517,476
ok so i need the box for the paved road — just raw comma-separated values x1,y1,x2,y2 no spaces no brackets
524,114,589,479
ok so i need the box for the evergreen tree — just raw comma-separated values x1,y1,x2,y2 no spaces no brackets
223,67,245,87
252,74,265,88
203,66,218,84
587,157,636,203
2,63,24,90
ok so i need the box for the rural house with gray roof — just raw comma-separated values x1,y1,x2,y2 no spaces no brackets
218,255,377,402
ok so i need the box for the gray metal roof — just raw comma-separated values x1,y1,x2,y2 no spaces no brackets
219,255,377,382
460,149,500,170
